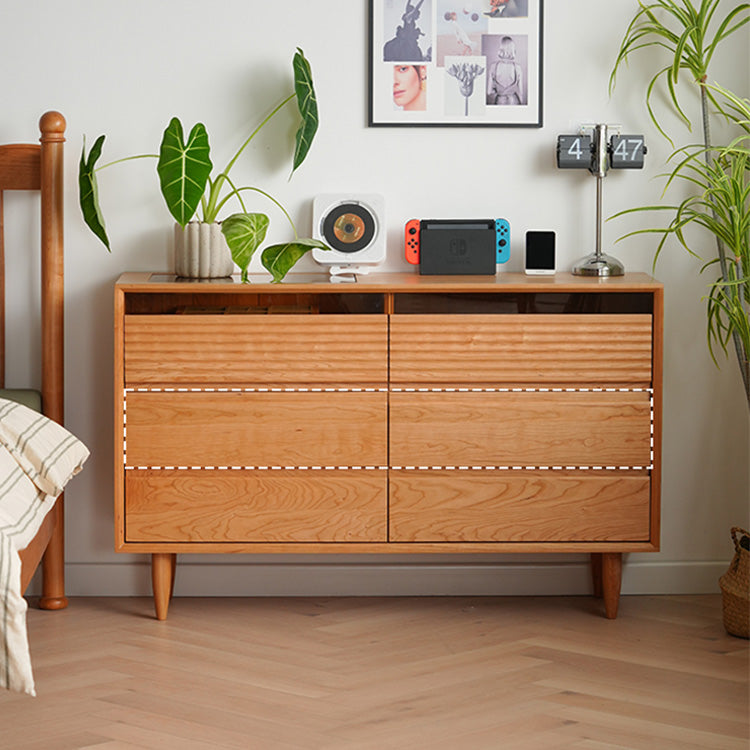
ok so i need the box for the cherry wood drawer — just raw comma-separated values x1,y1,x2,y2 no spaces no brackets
126,469,387,543
389,390,652,467
125,391,387,468
123,314,388,386
389,470,651,542
390,314,653,386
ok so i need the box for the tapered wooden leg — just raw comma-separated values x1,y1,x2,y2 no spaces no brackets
152,553,176,620
600,552,622,620
39,499,68,610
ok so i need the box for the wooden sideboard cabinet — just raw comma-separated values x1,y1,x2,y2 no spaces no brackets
115,272,663,620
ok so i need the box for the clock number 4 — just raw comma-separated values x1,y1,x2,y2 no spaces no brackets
567,137,585,159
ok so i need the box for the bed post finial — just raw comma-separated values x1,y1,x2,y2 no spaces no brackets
39,111,66,142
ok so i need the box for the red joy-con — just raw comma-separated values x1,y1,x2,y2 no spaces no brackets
405,219,420,264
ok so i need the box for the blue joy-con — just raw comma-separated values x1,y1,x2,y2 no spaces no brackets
495,218,510,264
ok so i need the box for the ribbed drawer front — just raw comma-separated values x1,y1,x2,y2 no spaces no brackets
389,314,653,385
124,314,388,386
390,390,653,467
125,391,387,468
126,469,387,543
389,470,651,542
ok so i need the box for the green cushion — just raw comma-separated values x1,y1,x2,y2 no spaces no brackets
0,389,42,413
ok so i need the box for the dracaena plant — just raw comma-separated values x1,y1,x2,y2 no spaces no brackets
609,0,750,410
78,48,328,281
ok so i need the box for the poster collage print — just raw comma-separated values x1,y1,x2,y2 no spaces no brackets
373,0,541,126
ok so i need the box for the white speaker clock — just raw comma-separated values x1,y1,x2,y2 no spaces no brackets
312,194,386,275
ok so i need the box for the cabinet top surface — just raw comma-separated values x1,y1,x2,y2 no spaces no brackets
116,272,662,294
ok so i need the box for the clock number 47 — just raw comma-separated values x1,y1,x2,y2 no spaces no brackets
610,135,647,168
613,138,643,162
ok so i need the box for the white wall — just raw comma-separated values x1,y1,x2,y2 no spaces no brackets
3,0,748,598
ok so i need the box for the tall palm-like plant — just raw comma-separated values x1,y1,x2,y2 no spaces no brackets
609,0,750,409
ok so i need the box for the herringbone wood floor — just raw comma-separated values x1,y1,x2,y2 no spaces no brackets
1,595,747,749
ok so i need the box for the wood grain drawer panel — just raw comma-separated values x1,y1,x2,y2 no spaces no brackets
390,314,653,385
390,391,652,466
125,391,387,467
389,471,651,542
123,314,388,385
125,469,386,543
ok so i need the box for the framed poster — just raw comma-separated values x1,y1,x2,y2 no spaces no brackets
369,0,543,127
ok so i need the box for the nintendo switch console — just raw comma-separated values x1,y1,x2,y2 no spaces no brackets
405,218,510,275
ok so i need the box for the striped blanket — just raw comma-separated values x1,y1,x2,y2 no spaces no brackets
0,398,89,696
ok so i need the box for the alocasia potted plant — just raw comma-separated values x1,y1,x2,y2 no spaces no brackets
79,48,328,281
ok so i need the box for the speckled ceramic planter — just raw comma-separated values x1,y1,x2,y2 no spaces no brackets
174,221,234,278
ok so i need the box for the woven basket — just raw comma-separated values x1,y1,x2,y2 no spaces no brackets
719,527,750,639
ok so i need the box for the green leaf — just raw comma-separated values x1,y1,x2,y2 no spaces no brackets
261,238,329,282
706,4,750,67
78,135,110,251
291,48,319,173
221,213,270,282
157,118,213,227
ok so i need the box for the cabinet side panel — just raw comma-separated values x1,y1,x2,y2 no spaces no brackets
650,287,663,548
125,470,387,543
124,315,388,385
390,314,653,385
114,288,126,547
390,471,651,542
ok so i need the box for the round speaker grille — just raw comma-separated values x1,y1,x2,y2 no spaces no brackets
322,202,376,253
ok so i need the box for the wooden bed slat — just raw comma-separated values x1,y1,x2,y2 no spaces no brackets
0,144,42,191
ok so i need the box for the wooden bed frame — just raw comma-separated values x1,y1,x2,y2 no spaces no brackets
0,111,67,609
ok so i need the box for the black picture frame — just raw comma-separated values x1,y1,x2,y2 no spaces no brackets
369,0,543,127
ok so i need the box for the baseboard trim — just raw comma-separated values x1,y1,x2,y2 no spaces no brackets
50,559,728,598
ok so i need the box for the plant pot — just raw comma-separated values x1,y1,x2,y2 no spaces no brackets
719,527,750,639
174,221,234,278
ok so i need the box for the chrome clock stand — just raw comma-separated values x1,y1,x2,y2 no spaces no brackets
572,124,624,277
557,123,647,277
